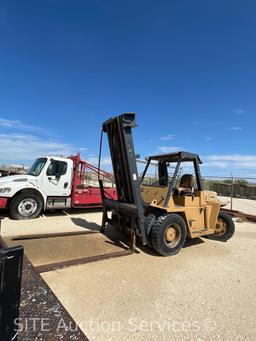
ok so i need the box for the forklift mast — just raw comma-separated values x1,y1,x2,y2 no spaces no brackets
100,113,147,244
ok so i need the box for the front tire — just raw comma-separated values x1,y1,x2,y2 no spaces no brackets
151,214,187,256
206,211,235,242
9,192,43,220
144,213,157,248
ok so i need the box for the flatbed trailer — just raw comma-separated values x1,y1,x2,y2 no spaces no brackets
69,153,116,208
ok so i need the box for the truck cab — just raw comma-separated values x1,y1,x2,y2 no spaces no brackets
0,156,73,219
0,155,116,219
29,156,74,197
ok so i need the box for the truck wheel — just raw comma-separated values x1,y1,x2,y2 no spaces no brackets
206,211,235,242
151,214,187,256
9,192,43,220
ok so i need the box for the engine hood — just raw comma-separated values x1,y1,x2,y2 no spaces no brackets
0,174,37,186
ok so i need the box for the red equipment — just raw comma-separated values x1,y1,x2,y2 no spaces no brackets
69,154,116,208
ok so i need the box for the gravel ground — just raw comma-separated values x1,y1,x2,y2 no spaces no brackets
1,202,256,341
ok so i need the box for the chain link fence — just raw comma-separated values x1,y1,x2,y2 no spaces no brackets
203,176,256,199
202,176,256,214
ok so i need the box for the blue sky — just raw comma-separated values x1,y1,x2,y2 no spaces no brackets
0,0,256,177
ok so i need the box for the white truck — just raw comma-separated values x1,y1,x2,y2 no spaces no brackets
0,154,116,220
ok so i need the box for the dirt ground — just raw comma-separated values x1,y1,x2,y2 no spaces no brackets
1,203,256,341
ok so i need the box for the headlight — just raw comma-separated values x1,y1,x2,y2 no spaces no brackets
0,187,11,193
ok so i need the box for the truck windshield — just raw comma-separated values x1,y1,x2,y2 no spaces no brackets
27,158,47,176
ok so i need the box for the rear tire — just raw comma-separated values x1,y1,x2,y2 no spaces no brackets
151,214,187,256
9,192,43,220
206,211,235,242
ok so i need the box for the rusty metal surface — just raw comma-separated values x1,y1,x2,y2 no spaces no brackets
36,248,133,273
5,225,134,271
6,228,134,273
221,208,256,223
18,255,88,341
242,213,256,222
11,230,98,241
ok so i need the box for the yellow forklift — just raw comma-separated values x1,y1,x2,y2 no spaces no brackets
99,113,235,256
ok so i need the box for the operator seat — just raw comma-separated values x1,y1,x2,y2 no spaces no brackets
175,174,195,196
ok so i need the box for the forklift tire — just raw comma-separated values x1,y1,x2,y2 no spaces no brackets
9,192,43,220
206,211,235,242
144,213,157,248
151,214,187,256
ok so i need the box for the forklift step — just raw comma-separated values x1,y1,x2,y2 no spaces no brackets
191,228,210,234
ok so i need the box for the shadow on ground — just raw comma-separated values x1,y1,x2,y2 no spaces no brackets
71,217,205,256
43,208,103,218
71,217,100,231
71,217,133,251
138,237,205,256
0,209,9,219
